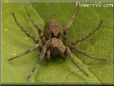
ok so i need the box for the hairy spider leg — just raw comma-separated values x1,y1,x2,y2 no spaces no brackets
8,44,39,61
27,47,46,80
46,50,51,62
76,20,103,44
67,47,88,76
63,6,79,42
25,6,46,44
12,12,38,43
75,48,107,62
69,21,107,61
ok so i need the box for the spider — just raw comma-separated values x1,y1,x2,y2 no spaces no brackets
8,6,107,80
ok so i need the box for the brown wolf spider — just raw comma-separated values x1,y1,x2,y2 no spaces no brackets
8,6,107,80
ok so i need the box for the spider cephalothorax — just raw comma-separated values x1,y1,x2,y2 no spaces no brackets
8,6,107,80
44,20,61,39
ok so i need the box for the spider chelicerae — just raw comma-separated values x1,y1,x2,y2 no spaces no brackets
8,6,107,80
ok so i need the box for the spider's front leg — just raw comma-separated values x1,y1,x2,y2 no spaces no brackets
25,7,46,44
12,12,38,43
8,43,40,61
62,6,79,43
72,20,103,45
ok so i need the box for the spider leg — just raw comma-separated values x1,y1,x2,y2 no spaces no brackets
75,48,107,62
46,50,51,62
63,6,79,42
27,47,46,80
25,7,46,44
63,6,79,30
8,44,39,61
66,47,88,76
74,20,103,44
12,12,38,43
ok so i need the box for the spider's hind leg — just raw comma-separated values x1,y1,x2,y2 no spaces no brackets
8,44,39,61
69,44,107,62
27,46,47,80
66,47,88,76
68,21,107,62
75,48,107,62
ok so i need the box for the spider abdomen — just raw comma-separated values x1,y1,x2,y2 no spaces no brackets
51,38,66,55
45,38,66,57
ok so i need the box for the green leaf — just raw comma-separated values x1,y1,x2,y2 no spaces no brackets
2,2,113,84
